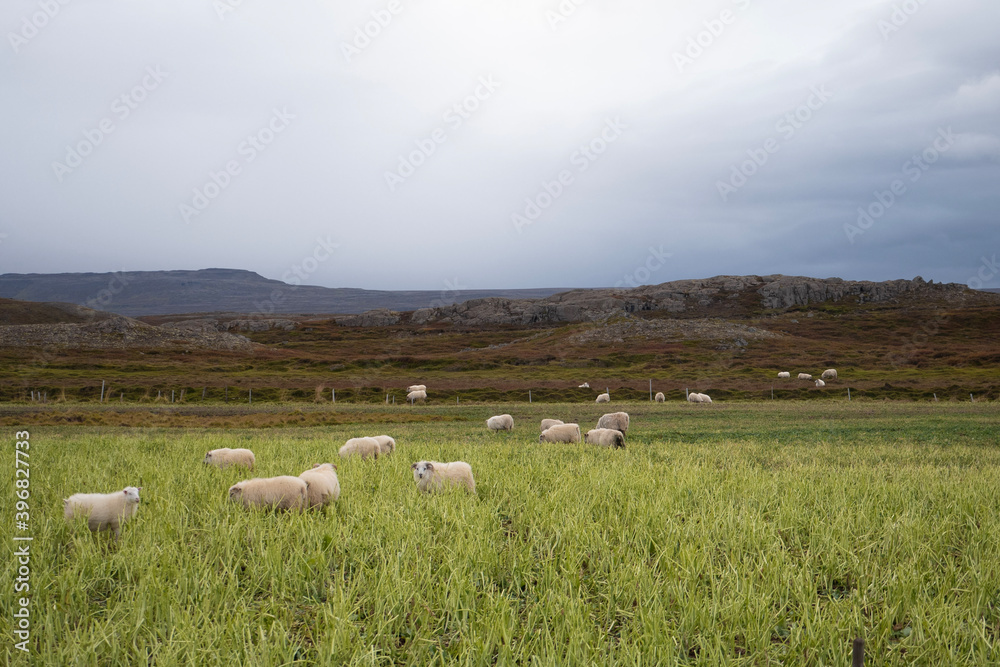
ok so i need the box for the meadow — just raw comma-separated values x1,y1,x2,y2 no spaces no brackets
2,401,999,665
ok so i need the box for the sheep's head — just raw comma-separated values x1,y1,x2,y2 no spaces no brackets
123,487,141,504
203,452,212,464
312,463,336,473
228,483,243,500
411,461,433,480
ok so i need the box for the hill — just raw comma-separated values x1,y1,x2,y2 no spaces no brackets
0,269,572,317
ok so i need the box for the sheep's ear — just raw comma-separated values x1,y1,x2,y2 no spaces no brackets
425,462,434,471
410,462,418,470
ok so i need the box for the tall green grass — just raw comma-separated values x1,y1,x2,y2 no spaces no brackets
3,403,999,665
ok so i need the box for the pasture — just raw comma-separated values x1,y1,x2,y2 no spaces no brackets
3,401,999,665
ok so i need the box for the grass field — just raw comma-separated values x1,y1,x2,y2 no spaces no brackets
3,402,999,665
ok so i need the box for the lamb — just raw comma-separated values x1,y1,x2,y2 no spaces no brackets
539,423,581,443
203,448,255,470
596,412,629,434
821,369,838,380
540,418,564,432
655,392,665,402
339,437,382,460
372,435,396,454
406,390,427,403
777,372,791,379
64,486,141,539
585,428,625,449
407,384,427,393
815,379,826,387
595,393,610,404
578,382,590,388
299,463,340,509
797,373,813,380
486,414,514,432
411,461,475,494
228,476,308,511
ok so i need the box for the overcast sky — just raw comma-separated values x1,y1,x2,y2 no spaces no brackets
1,0,998,292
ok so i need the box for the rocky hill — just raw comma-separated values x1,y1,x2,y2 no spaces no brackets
0,269,570,317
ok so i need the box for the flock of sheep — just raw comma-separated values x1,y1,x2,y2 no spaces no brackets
777,368,838,387
486,411,629,449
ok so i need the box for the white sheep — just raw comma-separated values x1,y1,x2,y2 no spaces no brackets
228,476,308,511
407,384,427,393
411,461,475,494
299,463,340,509
539,423,581,443
597,412,629,434
203,448,255,470
585,428,625,449
777,372,791,379
699,393,713,404
815,379,826,387
821,369,838,380
655,392,665,402
372,435,396,455
595,393,610,404
797,373,813,380
578,382,590,388
686,392,701,403
486,414,514,432
540,418,564,432
406,390,427,403
64,486,141,539
339,437,382,460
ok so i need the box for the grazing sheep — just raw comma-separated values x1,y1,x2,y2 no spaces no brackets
203,448,255,470
777,372,791,379
228,476,308,511
698,393,713,404
407,384,427,393
585,428,625,449
539,423,582,443
540,418,564,432
686,392,701,403
299,463,340,509
596,393,610,404
596,412,629,434
815,379,826,387
339,437,381,460
821,369,838,380
372,435,396,455
64,486,141,539
411,461,475,494
406,390,427,403
578,382,590,388
655,392,665,402
486,414,514,432
797,373,813,380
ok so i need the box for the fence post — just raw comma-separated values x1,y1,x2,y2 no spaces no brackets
100,380,105,402
332,388,336,403
852,638,864,667
529,390,532,403
649,379,652,401
249,388,252,405
848,387,851,401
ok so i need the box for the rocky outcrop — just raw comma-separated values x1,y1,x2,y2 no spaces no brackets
379,275,978,327
334,308,401,327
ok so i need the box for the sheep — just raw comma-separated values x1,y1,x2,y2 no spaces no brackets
585,428,625,449
777,372,791,379
339,437,381,460
203,448,255,470
486,414,514,432
821,369,838,380
407,384,427,393
595,393,610,404
578,382,590,388
64,486,141,539
597,412,629,434
372,435,396,455
539,423,581,443
797,373,813,380
815,379,826,387
655,392,665,402
411,461,475,494
686,392,701,403
299,463,340,509
406,390,427,403
698,393,713,404
228,476,308,511
540,418,564,432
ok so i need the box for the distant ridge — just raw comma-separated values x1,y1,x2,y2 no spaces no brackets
0,269,574,317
